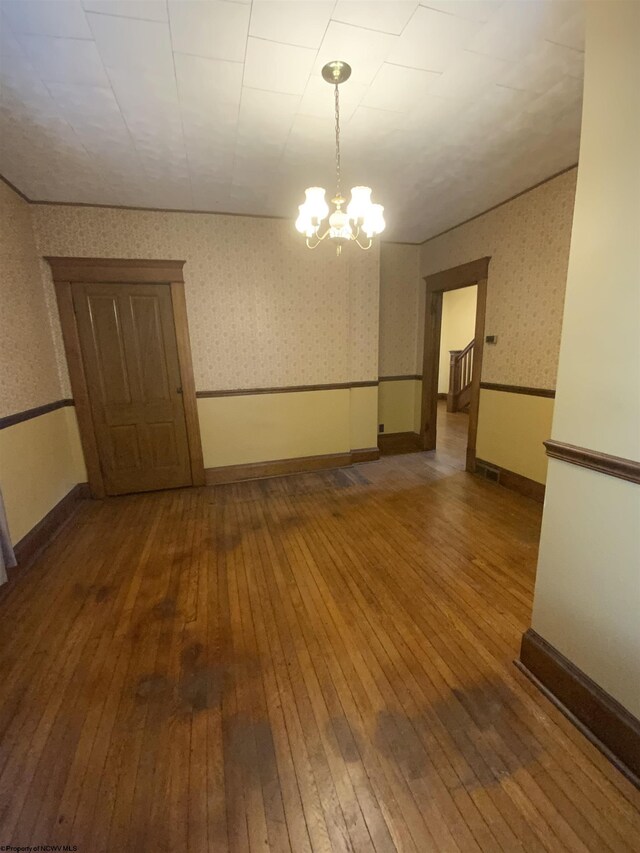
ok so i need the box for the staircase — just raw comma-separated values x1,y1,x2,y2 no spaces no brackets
447,340,474,413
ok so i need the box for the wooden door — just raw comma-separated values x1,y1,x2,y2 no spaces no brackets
73,282,192,495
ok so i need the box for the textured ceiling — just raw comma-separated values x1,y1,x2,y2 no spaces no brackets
0,0,584,242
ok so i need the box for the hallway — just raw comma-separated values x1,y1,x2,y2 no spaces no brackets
0,457,639,851
435,399,470,471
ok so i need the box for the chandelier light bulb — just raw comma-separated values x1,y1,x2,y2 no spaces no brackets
294,62,386,254
303,186,329,222
346,186,373,222
362,203,386,238
295,205,317,238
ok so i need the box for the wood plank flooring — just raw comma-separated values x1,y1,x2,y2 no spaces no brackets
1,408,639,851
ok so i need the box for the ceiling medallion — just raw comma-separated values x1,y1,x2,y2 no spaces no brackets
295,60,385,256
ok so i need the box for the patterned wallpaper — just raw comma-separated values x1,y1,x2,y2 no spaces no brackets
0,182,62,417
420,168,578,388
379,243,422,376
31,206,380,394
3,166,574,417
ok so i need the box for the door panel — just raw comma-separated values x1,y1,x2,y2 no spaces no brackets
73,282,192,495
89,295,132,404
148,422,180,467
129,295,172,401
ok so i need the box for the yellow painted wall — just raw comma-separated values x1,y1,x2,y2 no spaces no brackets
0,407,87,544
0,180,89,547
476,390,553,484
198,388,359,469
438,286,477,393
532,0,640,719
378,380,422,435
350,386,379,451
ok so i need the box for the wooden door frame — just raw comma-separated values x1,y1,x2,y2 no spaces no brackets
421,257,490,472
46,257,205,498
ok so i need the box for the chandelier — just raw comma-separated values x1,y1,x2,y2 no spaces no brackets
295,61,385,255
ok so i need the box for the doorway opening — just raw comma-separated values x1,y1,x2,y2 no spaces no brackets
420,257,490,472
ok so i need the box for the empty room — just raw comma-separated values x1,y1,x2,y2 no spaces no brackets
1,0,639,850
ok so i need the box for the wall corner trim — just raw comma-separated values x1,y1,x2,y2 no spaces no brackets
517,629,640,788
378,432,423,455
13,482,90,571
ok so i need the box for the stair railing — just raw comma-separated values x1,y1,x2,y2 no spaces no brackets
447,339,474,413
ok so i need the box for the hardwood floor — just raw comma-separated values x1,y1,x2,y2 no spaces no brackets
435,400,469,470
1,439,639,850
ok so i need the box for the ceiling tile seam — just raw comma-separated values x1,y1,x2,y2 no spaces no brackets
83,8,155,194
348,0,422,39
245,33,326,53
327,14,413,39
166,0,194,207
172,51,243,66
8,32,94,43
381,60,443,77
78,8,167,26
242,0,324,195
418,3,479,22
241,83,310,101
269,0,338,180
543,38,585,56
494,82,539,96
396,3,421,38
229,0,255,195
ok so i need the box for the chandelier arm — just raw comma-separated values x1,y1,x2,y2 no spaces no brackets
354,235,373,250
306,226,331,249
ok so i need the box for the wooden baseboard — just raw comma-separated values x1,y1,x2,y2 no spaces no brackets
351,447,380,464
437,392,447,401
475,458,545,503
518,629,640,787
14,483,90,569
378,432,423,455
205,447,380,486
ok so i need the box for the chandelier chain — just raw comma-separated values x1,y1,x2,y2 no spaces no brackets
296,61,385,254
334,83,341,197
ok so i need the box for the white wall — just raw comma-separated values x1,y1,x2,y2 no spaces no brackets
531,0,640,717
438,285,477,394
